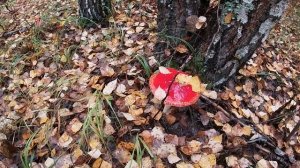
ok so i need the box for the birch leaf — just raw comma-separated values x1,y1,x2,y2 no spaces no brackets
103,79,118,95
154,86,167,101
159,66,171,74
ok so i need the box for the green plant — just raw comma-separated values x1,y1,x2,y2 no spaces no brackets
136,55,152,78
103,95,122,128
129,136,154,167
21,129,38,168
80,92,119,148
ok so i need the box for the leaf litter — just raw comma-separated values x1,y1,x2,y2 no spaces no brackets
0,0,299,167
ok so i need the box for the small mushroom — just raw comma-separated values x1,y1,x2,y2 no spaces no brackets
149,67,200,113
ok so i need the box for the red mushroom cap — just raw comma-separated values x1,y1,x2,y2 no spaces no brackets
149,67,200,107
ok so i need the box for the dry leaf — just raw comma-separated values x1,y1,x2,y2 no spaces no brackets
176,74,202,93
103,79,118,95
224,12,233,24
226,155,238,167
122,112,136,121
116,84,126,94
44,157,55,168
159,66,171,74
142,157,153,168
209,0,219,8
104,123,116,135
136,26,144,33
113,148,131,163
125,160,139,168
176,162,193,168
88,148,102,159
154,86,167,101
58,132,73,148
203,90,218,99
176,44,188,53
197,154,216,168
70,118,83,133
167,154,181,164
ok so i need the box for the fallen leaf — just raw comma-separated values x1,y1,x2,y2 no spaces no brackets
142,157,153,168
203,90,218,99
136,26,144,33
226,155,238,167
154,86,167,101
104,123,115,135
122,112,136,121
88,148,102,159
103,79,118,95
58,132,73,148
69,118,83,134
167,154,181,164
175,74,202,93
176,162,194,168
209,0,219,8
224,12,233,24
44,157,55,168
116,84,126,94
197,154,216,168
159,66,171,74
176,44,188,53
125,160,139,168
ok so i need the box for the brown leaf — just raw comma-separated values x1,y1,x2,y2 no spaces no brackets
224,12,233,24
175,44,188,53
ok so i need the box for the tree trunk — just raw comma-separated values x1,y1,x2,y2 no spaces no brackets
78,0,111,24
157,0,289,86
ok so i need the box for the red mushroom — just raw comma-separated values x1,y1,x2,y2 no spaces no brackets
149,67,201,113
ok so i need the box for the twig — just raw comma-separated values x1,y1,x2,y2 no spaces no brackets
286,119,300,141
204,0,221,58
268,95,295,122
1,26,31,38
253,144,290,167
179,55,193,70
201,95,275,146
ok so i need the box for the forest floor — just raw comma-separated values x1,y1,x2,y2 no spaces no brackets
0,0,300,167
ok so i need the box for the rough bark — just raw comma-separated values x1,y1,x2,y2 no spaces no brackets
78,0,111,24
156,0,289,86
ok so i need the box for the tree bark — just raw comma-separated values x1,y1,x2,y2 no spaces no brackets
156,0,289,86
78,0,111,24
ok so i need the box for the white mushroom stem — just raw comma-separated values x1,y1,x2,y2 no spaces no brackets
163,105,172,113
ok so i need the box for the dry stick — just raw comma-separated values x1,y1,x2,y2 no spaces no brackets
201,95,292,165
201,95,274,145
179,55,193,70
286,118,300,141
253,144,290,166
268,95,295,122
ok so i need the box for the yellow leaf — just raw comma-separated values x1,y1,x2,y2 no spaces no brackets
175,74,202,93
198,154,216,168
242,126,252,136
70,119,83,133
212,135,222,143
175,44,188,53
60,55,68,63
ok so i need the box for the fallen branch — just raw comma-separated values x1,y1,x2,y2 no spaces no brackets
286,118,300,141
200,95,293,166
1,25,31,38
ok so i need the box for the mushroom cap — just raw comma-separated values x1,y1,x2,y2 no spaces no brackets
149,68,200,107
